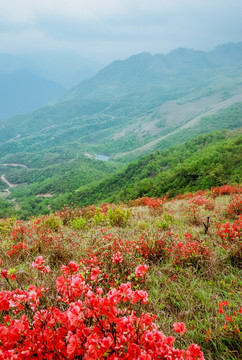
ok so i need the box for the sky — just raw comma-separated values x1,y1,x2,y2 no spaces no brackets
0,0,241,64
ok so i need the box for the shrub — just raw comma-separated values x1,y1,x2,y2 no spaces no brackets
227,195,242,218
70,216,87,230
0,263,205,359
93,211,107,225
44,214,62,231
107,207,131,227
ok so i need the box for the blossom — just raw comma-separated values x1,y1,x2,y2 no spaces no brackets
135,264,149,277
112,251,123,264
172,322,187,335
185,344,205,359
91,267,100,281
32,256,50,273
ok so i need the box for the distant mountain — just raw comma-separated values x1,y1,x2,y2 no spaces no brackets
0,68,65,119
0,42,241,148
63,42,242,101
0,43,241,217
25,50,101,88
0,51,101,119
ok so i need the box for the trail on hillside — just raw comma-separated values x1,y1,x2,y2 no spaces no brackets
113,93,242,159
0,163,28,169
1,175,17,188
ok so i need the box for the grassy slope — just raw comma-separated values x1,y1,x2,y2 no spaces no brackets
0,187,241,359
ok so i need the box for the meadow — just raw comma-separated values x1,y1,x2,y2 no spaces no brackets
0,184,241,359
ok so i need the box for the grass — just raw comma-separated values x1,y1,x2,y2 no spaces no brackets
0,186,241,359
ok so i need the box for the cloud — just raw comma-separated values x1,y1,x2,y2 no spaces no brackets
0,0,241,62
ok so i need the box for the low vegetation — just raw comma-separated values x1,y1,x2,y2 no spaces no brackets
0,185,241,359
1,129,241,218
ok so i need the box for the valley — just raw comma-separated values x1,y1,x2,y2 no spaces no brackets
0,42,241,218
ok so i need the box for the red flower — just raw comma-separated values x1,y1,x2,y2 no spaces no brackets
112,251,123,264
186,344,205,359
135,264,149,277
172,322,186,335
91,267,100,281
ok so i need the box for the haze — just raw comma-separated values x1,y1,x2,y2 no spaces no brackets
0,0,241,64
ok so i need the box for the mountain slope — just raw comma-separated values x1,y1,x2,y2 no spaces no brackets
0,43,241,217
54,129,242,208
0,69,65,119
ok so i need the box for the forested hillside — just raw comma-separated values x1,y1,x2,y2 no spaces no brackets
51,129,242,209
1,129,241,218
0,43,241,218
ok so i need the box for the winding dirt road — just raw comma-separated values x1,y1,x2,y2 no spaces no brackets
1,175,17,188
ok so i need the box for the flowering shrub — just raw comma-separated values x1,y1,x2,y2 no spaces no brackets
130,196,166,210
170,238,210,267
218,300,241,336
185,195,215,225
32,256,50,274
227,195,242,218
211,185,242,197
0,264,205,359
216,217,242,267
217,218,241,246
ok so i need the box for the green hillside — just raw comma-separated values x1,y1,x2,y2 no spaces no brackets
53,129,242,209
1,128,240,218
0,43,241,217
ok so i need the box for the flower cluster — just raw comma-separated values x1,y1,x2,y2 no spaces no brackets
32,256,50,273
218,300,241,335
0,264,205,359
112,251,123,264
216,218,241,247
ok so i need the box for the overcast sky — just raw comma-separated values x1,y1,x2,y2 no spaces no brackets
0,0,241,64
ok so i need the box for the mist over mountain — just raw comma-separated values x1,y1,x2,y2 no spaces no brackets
0,42,241,217
64,42,242,101
0,51,101,119
0,68,65,119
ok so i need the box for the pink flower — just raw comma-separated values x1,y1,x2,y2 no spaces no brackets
135,264,149,277
112,251,123,264
173,322,187,335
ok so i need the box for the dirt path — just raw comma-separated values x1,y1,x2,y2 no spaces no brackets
113,93,242,159
36,194,53,198
0,163,28,169
1,175,17,188
6,134,21,143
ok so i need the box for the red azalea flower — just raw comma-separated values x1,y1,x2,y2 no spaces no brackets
173,322,187,335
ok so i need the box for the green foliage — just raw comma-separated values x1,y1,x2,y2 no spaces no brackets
107,207,131,227
155,213,173,230
93,211,107,225
44,214,63,232
70,217,87,230
63,129,242,208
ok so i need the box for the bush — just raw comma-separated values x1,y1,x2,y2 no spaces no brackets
107,207,131,227
70,216,87,230
44,214,62,231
